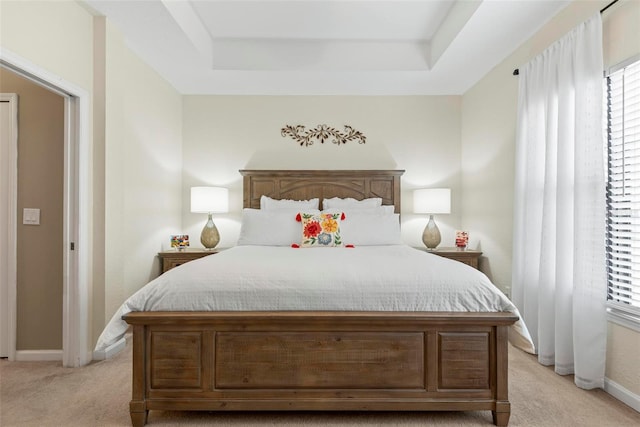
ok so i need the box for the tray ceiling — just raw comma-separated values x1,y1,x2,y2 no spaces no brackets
84,0,570,95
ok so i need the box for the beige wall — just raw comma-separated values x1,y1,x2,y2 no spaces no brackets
607,322,640,396
1,0,98,352
0,69,64,350
181,96,463,248
0,0,94,93
92,16,107,345
602,0,640,70
461,0,640,398
102,21,183,324
1,0,183,348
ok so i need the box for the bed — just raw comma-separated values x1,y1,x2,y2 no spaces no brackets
96,169,533,426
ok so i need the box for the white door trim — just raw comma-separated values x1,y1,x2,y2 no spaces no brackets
0,47,92,367
0,93,18,361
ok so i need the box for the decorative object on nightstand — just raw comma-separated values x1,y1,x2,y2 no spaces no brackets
430,247,482,270
191,186,228,250
455,230,469,250
170,234,190,251
158,249,218,274
413,188,451,250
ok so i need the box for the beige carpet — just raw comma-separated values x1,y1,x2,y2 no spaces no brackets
1,342,639,427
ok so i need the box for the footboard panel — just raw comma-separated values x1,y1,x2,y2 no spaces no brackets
216,331,425,389
124,312,516,426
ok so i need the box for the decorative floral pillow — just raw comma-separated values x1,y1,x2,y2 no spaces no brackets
298,212,343,247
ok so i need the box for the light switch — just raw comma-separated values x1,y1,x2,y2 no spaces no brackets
23,208,40,225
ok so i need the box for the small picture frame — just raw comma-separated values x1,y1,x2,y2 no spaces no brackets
170,235,190,251
455,230,468,250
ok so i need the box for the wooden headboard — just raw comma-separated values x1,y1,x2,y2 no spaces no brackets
240,170,405,213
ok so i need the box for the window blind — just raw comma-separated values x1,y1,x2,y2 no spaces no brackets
606,59,640,316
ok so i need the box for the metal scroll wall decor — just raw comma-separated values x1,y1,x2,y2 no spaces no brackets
281,124,366,147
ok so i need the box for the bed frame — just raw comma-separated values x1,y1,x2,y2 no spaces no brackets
123,169,517,426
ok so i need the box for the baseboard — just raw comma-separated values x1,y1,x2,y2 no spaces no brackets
15,349,63,362
605,377,640,413
92,336,126,361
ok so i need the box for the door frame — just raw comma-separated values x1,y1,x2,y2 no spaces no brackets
0,93,18,360
0,48,92,367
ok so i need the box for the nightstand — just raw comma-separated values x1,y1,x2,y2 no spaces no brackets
427,247,482,270
157,249,218,274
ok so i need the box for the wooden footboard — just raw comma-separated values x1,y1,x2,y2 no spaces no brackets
123,311,517,426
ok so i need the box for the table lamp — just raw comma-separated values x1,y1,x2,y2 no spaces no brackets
413,188,451,250
190,186,229,250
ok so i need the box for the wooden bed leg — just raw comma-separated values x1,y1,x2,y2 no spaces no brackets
129,402,148,427
492,401,510,426
130,324,147,426
494,325,511,426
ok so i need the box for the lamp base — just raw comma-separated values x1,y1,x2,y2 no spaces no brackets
422,215,441,250
200,213,220,250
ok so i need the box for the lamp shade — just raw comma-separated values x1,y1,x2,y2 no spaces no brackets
413,188,451,214
190,186,229,213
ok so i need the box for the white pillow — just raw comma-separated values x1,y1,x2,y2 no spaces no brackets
322,197,382,210
335,211,403,245
323,205,395,216
260,195,319,210
237,208,319,246
380,205,396,214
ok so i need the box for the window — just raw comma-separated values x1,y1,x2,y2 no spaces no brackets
605,57,640,330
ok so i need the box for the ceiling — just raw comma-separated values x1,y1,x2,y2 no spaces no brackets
84,0,570,95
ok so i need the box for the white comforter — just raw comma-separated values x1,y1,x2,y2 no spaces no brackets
95,245,535,353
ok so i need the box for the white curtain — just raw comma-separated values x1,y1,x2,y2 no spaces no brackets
512,14,606,390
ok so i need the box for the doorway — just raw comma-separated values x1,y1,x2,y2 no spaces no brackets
0,49,91,367
1,66,66,359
